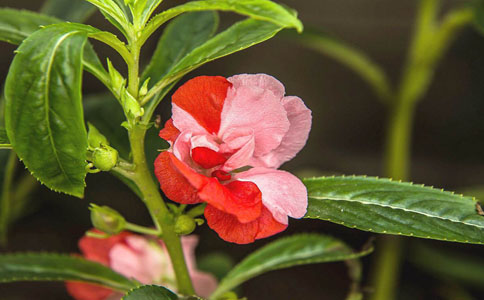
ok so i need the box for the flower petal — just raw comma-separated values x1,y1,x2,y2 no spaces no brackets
236,168,308,225
198,180,263,223
172,76,231,134
168,153,263,223
205,205,286,244
154,151,202,204
220,128,255,171
228,74,285,99
159,119,180,143
192,147,227,169
220,75,290,157
254,96,312,168
65,282,115,300
79,230,132,265
110,236,170,285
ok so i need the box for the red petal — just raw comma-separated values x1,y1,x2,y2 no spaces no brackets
79,230,132,265
192,147,227,169
205,205,287,244
159,119,180,143
65,281,114,300
154,151,202,204
172,76,231,134
168,154,262,222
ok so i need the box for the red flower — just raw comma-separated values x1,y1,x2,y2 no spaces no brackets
66,231,217,299
155,74,312,244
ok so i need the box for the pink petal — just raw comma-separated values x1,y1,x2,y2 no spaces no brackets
254,96,312,168
236,167,308,225
228,74,285,99
109,236,171,284
220,128,255,171
172,104,209,136
192,271,218,298
220,75,290,157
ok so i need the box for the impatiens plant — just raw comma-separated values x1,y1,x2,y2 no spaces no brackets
1,0,484,299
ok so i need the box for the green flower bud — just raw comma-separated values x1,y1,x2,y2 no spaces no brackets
122,91,144,119
107,58,126,98
90,204,126,235
174,215,196,235
87,123,109,149
139,78,150,98
92,145,119,171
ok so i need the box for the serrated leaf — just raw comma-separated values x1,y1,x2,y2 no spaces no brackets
41,0,96,22
0,9,108,86
122,285,178,300
142,11,219,88
143,19,285,118
0,253,138,291
304,176,484,244
5,24,90,197
143,0,303,41
210,234,372,299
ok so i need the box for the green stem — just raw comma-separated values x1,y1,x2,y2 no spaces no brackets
0,151,17,246
125,222,161,236
128,125,194,295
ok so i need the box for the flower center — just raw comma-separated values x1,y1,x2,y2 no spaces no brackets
191,147,227,169
211,170,232,181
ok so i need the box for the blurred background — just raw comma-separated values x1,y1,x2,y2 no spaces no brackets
2,0,484,299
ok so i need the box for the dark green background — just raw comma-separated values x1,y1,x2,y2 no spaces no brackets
1,0,483,299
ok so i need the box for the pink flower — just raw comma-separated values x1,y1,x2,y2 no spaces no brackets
66,231,217,299
154,74,312,244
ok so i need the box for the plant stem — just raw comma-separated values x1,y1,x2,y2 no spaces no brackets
122,27,194,294
125,222,161,236
370,1,473,299
129,124,194,295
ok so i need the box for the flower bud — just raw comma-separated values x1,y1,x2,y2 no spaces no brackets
90,204,126,235
87,123,109,149
92,145,119,171
122,91,144,119
174,215,196,235
107,58,126,98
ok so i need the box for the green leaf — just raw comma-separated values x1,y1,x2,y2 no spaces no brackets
143,0,303,42
0,8,59,45
210,234,372,299
0,9,109,87
304,176,484,244
85,0,130,36
5,24,90,197
142,11,219,88
0,253,138,291
143,19,286,120
410,242,484,290
132,0,163,28
122,285,178,300
41,0,96,22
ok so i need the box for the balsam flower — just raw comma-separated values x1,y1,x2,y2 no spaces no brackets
66,231,217,299
154,74,312,244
